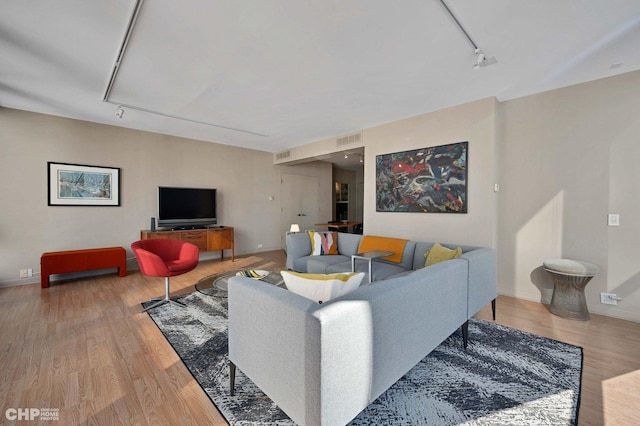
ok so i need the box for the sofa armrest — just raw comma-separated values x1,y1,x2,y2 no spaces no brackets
286,233,312,270
459,248,497,318
228,276,321,425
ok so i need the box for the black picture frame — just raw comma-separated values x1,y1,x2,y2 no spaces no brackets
47,162,121,206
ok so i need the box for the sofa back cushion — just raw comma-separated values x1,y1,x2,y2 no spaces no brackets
336,232,363,256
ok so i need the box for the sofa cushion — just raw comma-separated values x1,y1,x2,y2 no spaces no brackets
306,256,351,273
424,242,462,266
281,271,365,303
309,231,338,255
326,260,407,282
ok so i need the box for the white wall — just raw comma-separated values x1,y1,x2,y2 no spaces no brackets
363,97,498,248
0,108,331,286
281,98,498,248
5,69,638,322
498,70,640,322
277,74,640,323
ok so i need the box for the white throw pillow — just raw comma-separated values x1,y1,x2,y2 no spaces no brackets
281,271,365,303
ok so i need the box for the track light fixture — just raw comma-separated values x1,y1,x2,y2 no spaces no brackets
115,105,125,119
473,49,486,69
440,0,497,69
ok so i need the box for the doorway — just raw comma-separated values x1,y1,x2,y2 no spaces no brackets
280,173,321,250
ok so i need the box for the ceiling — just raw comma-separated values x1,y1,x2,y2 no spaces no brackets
2,1,639,154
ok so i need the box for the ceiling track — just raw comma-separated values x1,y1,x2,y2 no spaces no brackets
106,101,270,137
439,0,497,68
102,0,143,102
101,0,268,137
439,0,478,51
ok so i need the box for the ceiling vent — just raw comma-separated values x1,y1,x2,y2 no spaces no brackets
275,150,291,160
336,132,362,147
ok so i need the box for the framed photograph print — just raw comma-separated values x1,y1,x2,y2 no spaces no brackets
48,162,121,206
375,141,467,213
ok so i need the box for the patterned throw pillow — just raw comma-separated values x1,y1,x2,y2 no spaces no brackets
309,231,338,256
424,242,462,267
281,271,365,303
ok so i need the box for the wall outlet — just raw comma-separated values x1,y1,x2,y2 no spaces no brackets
608,214,620,226
257,243,263,249
20,269,28,278
600,292,618,305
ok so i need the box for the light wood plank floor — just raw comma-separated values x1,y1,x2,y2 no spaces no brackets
1,250,638,425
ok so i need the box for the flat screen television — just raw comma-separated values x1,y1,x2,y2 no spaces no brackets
157,186,217,229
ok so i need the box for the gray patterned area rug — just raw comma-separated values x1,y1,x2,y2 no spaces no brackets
144,291,582,425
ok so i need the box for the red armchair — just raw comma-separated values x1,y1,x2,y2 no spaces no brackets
131,239,200,311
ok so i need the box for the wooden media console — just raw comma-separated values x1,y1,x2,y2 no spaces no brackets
140,226,234,261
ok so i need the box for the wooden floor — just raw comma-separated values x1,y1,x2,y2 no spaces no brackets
1,250,638,425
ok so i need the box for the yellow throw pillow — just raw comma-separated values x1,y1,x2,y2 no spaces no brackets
424,242,462,267
281,271,364,303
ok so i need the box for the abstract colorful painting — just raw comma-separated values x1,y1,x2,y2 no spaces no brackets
376,142,467,213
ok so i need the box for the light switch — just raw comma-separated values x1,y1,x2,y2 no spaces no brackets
608,214,620,227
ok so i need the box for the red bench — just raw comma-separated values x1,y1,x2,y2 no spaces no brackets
40,247,127,288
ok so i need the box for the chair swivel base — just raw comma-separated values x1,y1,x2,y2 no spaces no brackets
141,296,186,312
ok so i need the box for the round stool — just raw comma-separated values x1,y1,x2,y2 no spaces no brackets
543,259,599,320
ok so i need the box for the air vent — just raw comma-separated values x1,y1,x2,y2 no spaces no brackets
336,133,362,147
276,150,291,160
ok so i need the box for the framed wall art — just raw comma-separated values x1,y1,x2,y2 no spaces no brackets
376,141,467,213
48,162,121,206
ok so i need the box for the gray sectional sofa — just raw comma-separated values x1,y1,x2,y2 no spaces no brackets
228,232,496,426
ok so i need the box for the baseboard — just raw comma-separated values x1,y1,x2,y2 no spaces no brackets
497,291,640,323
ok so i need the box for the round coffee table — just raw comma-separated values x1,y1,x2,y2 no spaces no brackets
195,268,285,297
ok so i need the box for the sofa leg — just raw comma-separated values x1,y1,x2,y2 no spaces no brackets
491,298,496,320
229,361,236,396
461,321,469,349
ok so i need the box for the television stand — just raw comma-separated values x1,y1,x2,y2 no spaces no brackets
140,227,234,261
172,225,207,230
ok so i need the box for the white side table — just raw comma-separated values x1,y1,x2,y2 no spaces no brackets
352,250,394,283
